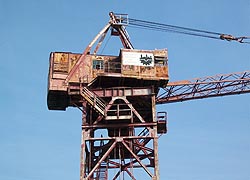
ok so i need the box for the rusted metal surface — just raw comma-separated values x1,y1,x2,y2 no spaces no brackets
157,112,168,134
156,71,250,104
67,12,132,84
47,12,169,112
47,49,168,110
48,49,168,84
121,49,168,79
109,12,133,49
78,86,165,180
47,11,169,111
89,87,153,97
47,12,250,180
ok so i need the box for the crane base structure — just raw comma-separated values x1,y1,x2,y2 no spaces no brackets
77,85,167,180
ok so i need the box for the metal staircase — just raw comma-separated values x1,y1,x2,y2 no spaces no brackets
80,87,106,116
99,162,108,179
139,128,151,145
92,161,108,180
92,137,108,180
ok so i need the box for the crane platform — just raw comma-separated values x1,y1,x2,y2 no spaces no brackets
47,49,168,110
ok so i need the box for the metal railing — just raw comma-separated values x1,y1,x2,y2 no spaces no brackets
80,87,106,116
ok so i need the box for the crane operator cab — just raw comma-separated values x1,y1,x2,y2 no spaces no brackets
47,48,168,110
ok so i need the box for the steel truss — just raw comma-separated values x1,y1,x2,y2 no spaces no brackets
156,71,250,104
78,86,166,180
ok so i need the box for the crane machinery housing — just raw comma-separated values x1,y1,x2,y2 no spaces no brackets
47,12,250,180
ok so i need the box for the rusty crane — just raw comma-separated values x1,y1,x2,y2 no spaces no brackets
47,12,250,180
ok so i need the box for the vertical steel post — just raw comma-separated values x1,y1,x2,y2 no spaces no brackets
80,102,88,180
152,94,160,180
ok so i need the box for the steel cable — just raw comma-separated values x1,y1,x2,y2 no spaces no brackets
128,22,220,40
128,18,250,43
129,18,222,35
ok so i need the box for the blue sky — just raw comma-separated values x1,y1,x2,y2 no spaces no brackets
0,0,249,180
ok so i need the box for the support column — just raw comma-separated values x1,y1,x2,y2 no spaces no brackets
80,102,88,180
152,93,160,180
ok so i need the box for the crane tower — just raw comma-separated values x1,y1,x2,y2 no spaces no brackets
47,13,250,180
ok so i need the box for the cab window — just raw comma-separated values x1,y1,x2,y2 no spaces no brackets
93,60,104,70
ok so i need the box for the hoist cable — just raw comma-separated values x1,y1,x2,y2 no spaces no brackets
127,18,250,43
129,18,222,35
128,22,220,40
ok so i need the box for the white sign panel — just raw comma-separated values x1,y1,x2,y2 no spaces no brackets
122,51,154,67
